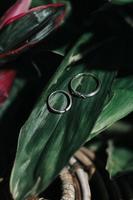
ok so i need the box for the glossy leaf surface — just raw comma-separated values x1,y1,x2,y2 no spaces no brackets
10,33,116,200
91,75,133,139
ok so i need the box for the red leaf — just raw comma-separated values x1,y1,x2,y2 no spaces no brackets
0,0,31,29
0,70,16,104
0,3,66,59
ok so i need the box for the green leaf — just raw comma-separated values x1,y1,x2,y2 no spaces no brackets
90,76,133,139
31,0,48,7
31,0,56,7
111,0,133,5
0,4,65,66
106,140,133,177
10,33,116,200
31,0,68,7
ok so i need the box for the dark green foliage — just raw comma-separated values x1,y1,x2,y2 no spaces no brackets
0,0,133,199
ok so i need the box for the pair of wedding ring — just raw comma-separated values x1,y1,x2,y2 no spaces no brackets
47,73,101,114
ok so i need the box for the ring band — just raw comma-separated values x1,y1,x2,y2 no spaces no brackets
70,73,101,99
47,90,72,114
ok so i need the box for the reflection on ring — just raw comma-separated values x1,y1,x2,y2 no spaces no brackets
69,72,101,99
47,90,72,114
